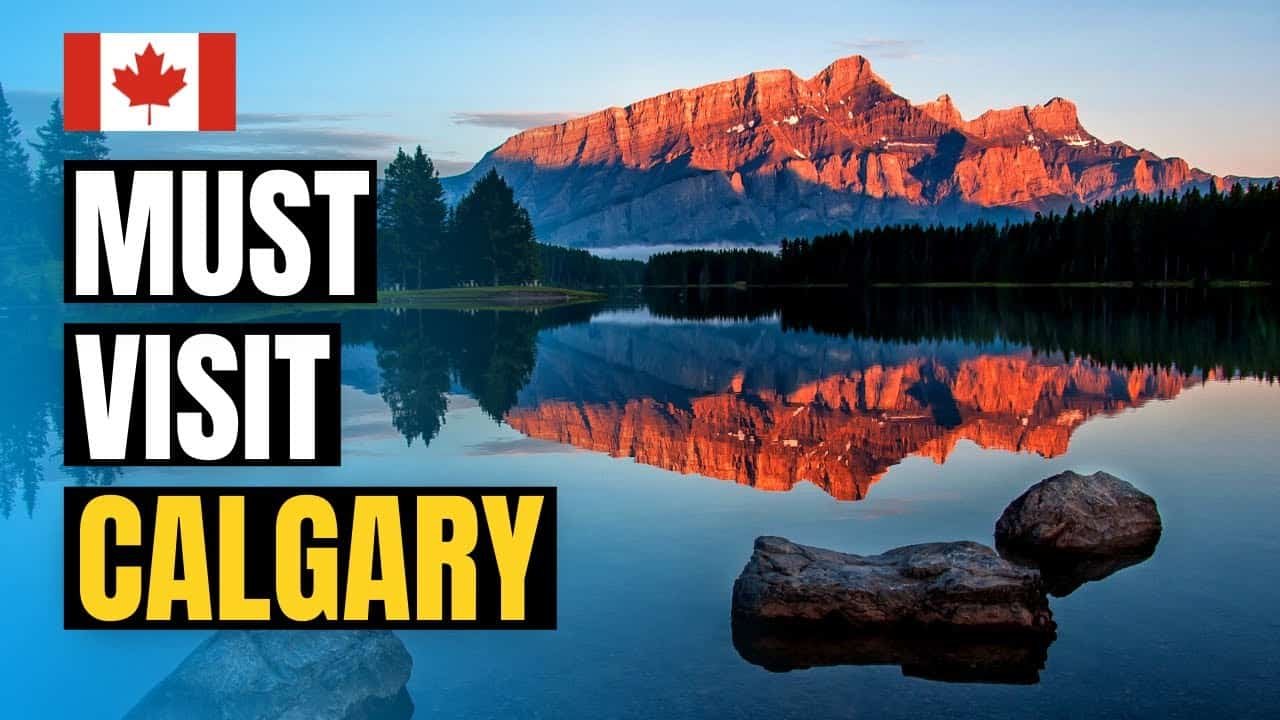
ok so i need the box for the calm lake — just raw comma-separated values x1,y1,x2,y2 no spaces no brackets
1,288,1278,718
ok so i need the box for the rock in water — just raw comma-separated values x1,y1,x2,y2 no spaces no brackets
994,470,1162,557
731,536,1055,635
124,631,414,720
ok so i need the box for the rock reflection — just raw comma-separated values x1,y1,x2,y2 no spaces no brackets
997,544,1159,598
732,619,1052,684
125,631,413,720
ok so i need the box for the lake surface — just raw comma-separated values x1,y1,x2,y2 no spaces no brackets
1,288,1278,718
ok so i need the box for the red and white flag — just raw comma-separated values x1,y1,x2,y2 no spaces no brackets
64,33,235,132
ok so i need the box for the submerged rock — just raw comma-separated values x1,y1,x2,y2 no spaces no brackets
732,618,1052,684
731,536,1055,635
125,631,413,720
995,470,1162,558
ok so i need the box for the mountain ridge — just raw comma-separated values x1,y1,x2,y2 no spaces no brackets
443,55,1239,249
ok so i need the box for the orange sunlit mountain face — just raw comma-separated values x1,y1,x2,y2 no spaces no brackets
506,341,1203,501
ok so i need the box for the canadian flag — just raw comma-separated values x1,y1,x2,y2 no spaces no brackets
64,33,235,132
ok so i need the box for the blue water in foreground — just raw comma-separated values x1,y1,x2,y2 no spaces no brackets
0,301,1277,718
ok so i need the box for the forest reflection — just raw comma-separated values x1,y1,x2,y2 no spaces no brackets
1,288,1275,515
363,288,1278,499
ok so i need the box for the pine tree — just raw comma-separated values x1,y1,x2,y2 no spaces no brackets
31,99,109,190
449,169,538,286
29,99,108,253
378,148,411,289
0,82,49,300
377,145,448,289
0,82,32,229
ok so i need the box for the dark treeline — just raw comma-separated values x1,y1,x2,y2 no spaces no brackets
378,147,637,290
643,286,1280,378
644,248,779,286
538,244,644,288
645,184,1280,286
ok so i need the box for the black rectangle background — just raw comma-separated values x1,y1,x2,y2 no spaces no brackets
64,486,557,629
64,160,377,303
63,323,341,466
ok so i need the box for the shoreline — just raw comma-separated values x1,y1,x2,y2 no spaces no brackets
376,286,605,309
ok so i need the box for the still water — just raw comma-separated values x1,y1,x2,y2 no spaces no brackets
1,289,1278,718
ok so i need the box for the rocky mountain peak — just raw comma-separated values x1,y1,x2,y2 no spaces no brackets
964,96,1084,142
808,54,891,98
1031,96,1083,135
445,55,1221,248
918,93,963,126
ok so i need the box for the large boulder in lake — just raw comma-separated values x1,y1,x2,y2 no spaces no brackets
125,631,413,720
995,470,1162,557
731,536,1055,636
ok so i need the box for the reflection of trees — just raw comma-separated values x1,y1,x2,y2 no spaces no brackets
0,302,595,518
0,310,122,518
0,310,59,517
375,312,453,446
644,287,1280,378
0,403,47,518
364,305,595,446
453,312,538,422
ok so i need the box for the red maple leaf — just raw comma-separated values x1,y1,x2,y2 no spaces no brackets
112,43,187,126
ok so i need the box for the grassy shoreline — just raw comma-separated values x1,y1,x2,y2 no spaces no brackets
377,286,606,309
39,286,607,323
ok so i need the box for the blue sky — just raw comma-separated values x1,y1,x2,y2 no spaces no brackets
2,0,1277,176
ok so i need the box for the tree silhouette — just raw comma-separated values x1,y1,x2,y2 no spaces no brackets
375,311,452,446
450,311,539,422
0,82,48,302
449,169,539,286
29,99,108,256
0,82,31,231
378,145,448,289
645,184,1280,287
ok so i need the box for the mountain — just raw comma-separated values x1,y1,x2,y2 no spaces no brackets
443,55,1227,249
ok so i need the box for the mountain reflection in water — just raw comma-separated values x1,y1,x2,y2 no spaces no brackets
500,288,1274,499
507,325,1203,500
500,288,1274,500
1,288,1276,515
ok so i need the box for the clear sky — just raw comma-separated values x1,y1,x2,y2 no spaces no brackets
2,0,1276,177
